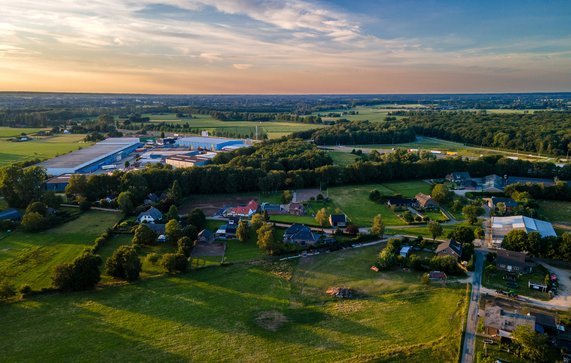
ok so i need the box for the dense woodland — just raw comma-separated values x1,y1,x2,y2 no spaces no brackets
291,120,416,145
405,111,571,156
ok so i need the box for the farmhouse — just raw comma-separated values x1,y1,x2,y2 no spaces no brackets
415,193,438,209
137,207,163,224
175,136,245,151
261,203,286,215
446,171,476,189
482,174,506,192
283,224,321,246
386,197,416,209
490,215,556,248
38,138,141,176
0,208,22,221
484,305,535,338
329,214,347,228
215,217,239,239
226,200,258,217
488,197,518,210
435,239,462,260
495,250,529,273
288,202,305,216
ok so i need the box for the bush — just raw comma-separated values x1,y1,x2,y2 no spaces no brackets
105,245,142,281
0,279,17,300
145,253,160,265
21,211,49,232
161,253,188,273
52,250,101,291
79,200,92,211
19,284,32,297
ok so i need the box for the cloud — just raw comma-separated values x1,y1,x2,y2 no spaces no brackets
200,52,223,62
233,63,252,70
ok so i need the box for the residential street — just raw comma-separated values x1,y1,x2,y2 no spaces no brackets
461,250,486,363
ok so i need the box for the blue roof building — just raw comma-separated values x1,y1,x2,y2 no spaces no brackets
0,208,22,221
175,137,245,151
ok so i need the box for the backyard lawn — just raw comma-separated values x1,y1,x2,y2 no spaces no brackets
0,210,122,290
482,262,552,300
0,245,467,362
328,180,432,227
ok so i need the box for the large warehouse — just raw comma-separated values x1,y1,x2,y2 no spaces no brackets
490,215,557,248
39,138,141,175
175,136,245,151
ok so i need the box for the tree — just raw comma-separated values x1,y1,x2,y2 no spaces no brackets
257,223,282,255
168,180,182,201
165,219,183,243
560,233,571,262
21,211,47,232
166,205,179,221
462,205,484,225
250,213,265,231
52,250,101,291
105,246,141,281
496,202,507,215
41,191,62,209
0,166,46,208
315,208,328,228
428,221,443,241
132,224,157,245
0,278,17,300
402,210,414,223
432,184,452,204
161,253,188,273
371,214,385,238
474,226,485,240
187,208,206,230
449,225,474,245
281,190,293,204
177,236,194,258
65,174,88,199
236,220,249,242
117,191,134,215
502,229,529,252
183,224,198,241
26,201,47,215
511,325,549,362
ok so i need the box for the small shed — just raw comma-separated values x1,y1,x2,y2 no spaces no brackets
400,246,412,257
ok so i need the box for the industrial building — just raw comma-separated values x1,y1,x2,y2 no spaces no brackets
39,138,141,176
165,153,215,168
175,136,245,151
490,215,557,248
44,173,74,192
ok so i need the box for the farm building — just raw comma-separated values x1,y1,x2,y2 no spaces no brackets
283,224,321,246
43,173,74,192
175,136,245,151
38,138,141,175
415,193,438,209
490,215,556,248
0,208,22,221
488,197,518,210
484,305,535,338
386,197,417,209
165,154,213,168
226,200,258,217
482,174,506,192
495,250,529,273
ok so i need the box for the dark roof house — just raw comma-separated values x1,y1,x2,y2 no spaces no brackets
435,239,463,259
136,207,163,223
329,214,347,228
496,250,529,273
198,229,215,244
483,174,506,192
489,197,518,209
386,197,417,208
283,224,321,246
447,171,471,182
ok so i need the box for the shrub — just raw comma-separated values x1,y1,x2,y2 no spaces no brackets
19,284,32,297
21,212,48,232
78,200,92,211
105,245,141,281
52,250,101,291
145,252,160,265
161,253,188,273
0,279,17,300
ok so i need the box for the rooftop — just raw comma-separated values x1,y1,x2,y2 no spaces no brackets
177,136,243,145
491,215,557,238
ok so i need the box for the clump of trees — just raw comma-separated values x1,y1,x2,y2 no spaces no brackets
105,246,142,281
52,250,102,291
503,230,571,261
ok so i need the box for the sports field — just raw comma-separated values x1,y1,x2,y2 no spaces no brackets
0,134,90,165
144,113,324,139
0,210,122,290
0,245,467,362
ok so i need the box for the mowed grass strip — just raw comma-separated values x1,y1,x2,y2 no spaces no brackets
0,245,466,362
0,210,122,289
328,180,432,227
0,134,90,165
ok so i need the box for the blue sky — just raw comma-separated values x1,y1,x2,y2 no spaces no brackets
0,0,570,93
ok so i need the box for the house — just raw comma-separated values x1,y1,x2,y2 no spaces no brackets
415,193,438,209
435,239,462,260
288,202,305,216
496,250,529,273
145,223,165,236
386,197,417,209
488,197,518,210
215,218,239,239
429,271,447,280
532,312,558,335
446,171,476,189
144,193,161,205
483,174,506,192
226,200,258,217
260,203,286,215
400,246,412,257
484,305,535,338
329,214,347,228
198,229,215,244
136,207,163,224
0,208,22,221
283,224,321,246
490,215,556,248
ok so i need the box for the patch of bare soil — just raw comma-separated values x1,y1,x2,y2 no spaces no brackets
254,310,288,332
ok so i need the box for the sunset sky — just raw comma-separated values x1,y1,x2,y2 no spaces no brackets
1,0,570,94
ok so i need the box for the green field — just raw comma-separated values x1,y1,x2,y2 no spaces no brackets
386,225,457,239
313,105,418,123
328,181,432,227
328,151,363,166
536,200,571,228
0,210,122,289
0,134,90,165
0,245,467,362
0,127,50,137
143,113,324,139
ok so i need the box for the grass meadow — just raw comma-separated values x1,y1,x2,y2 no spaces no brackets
0,134,90,165
0,127,50,137
536,200,571,228
0,245,467,362
0,210,122,290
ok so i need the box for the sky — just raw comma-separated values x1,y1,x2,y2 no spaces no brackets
1,0,570,94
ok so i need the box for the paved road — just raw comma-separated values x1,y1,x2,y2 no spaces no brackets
461,250,486,363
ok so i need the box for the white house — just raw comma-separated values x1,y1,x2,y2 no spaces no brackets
136,207,163,224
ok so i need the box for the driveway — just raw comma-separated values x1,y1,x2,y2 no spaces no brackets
461,250,486,363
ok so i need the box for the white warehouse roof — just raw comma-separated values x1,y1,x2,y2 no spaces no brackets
491,215,557,247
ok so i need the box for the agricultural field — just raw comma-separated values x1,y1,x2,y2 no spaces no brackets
0,127,49,137
143,113,324,139
0,245,467,362
327,150,363,166
328,181,432,227
536,200,571,231
0,210,122,290
0,134,90,165
313,105,420,123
